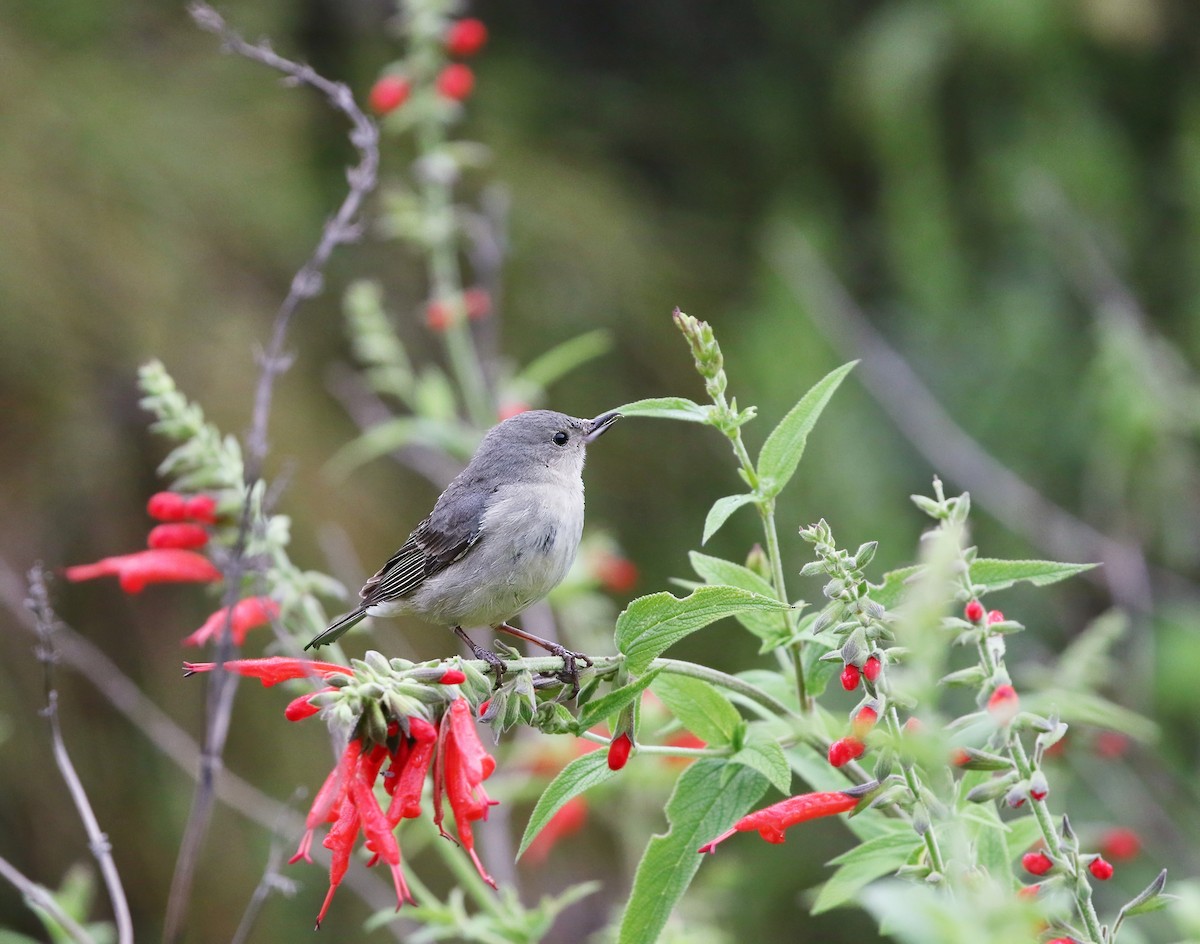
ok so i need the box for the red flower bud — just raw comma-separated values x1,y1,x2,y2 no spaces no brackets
827,736,865,768
595,553,638,593
478,699,490,717
840,663,861,691
147,523,209,550
1094,730,1129,758
1099,827,1140,861
862,655,881,682
1017,883,1040,899
987,684,1019,724
1029,770,1049,801
950,747,971,767
284,687,334,721
1088,856,1114,880
852,705,879,737
607,733,633,770
147,491,188,521
425,299,452,332
369,74,411,115
964,599,985,622
439,669,468,685
698,790,858,853
464,287,491,321
1022,851,1053,876
436,63,475,101
987,609,1005,624
446,18,488,57
183,495,218,524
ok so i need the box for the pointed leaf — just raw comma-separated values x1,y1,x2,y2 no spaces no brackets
689,552,790,644
871,565,921,609
616,587,791,674
618,761,767,944
756,362,856,499
610,397,713,423
575,668,664,733
517,750,617,860
727,738,792,794
812,829,920,914
515,330,612,390
653,674,742,746
969,558,1097,592
702,493,757,544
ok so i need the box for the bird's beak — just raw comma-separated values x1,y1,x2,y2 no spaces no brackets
584,411,621,443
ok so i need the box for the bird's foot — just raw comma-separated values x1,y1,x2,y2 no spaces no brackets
496,623,592,698
454,626,507,688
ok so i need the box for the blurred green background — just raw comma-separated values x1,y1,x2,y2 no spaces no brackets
4,0,1200,940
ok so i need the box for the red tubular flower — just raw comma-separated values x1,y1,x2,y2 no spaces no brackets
1022,851,1053,876
284,687,336,722
436,63,475,101
607,732,633,770
524,796,588,864
65,549,221,593
183,656,352,686
964,599,985,622
862,655,881,683
316,787,362,929
433,699,499,887
698,790,858,853
438,669,467,685
987,684,1019,724
1088,856,1114,880
387,716,438,824
369,75,411,115
446,18,488,57
147,523,209,550
840,663,861,692
182,596,281,647
828,736,865,768
1100,827,1141,861
291,739,359,865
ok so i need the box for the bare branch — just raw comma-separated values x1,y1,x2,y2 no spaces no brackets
26,564,133,944
163,7,382,939
0,854,95,944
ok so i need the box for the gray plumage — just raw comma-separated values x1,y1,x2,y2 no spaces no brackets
306,409,620,651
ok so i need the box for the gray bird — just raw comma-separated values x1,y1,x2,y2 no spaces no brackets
306,409,621,686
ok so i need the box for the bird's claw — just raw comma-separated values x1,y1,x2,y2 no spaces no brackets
542,644,593,698
454,626,508,688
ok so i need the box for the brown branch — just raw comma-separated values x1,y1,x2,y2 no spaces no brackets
26,564,134,944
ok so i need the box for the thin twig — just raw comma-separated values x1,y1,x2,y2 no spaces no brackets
0,854,95,944
230,804,299,944
0,558,409,939
26,564,134,944
157,11,381,938
767,226,1163,613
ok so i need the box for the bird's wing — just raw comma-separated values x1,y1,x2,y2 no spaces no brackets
360,479,488,605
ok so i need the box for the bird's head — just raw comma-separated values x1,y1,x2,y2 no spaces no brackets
476,409,621,481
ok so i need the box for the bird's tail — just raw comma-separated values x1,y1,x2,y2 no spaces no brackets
305,608,368,651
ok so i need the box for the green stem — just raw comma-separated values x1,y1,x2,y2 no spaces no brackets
650,657,803,721
885,707,946,875
759,500,807,709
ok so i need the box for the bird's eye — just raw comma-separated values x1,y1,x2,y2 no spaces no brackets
553,431,569,446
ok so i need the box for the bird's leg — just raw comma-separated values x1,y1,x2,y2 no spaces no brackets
454,626,507,688
496,622,593,698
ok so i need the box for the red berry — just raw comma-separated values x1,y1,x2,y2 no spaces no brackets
964,599,985,622
446,18,488,57
1022,851,1053,876
862,655,881,682
987,609,1005,624
607,732,633,770
1099,827,1141,861
827,736,865,768
1088,856,1114,880
840,663,861,691
987,684,1019,724
369,75,410,115
436,63,475,101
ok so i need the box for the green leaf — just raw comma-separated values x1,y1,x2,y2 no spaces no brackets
727,738,792,794
756,362,857,499
964,803,1012,887
517,750,618,859
610,396,713,423
702,493,757,544
689,551,790,645
618,761,767,944
871,565,921,609
515,330,612,391
616,587,792,674
969,558,1097,592
575,667,664,733
812,829,921,914
653,674,742,746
